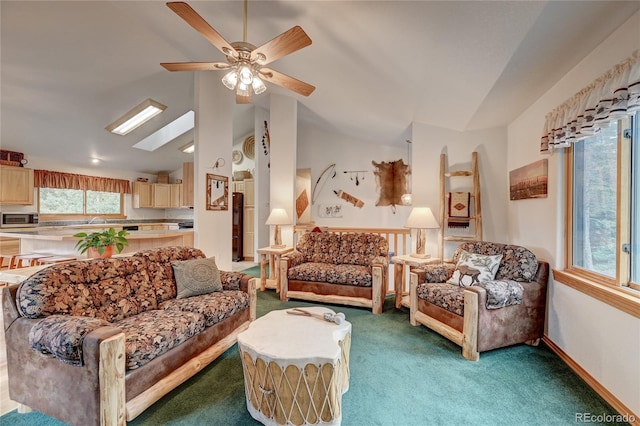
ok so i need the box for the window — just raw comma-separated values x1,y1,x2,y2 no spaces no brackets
567,114,638,291
39,188,124,217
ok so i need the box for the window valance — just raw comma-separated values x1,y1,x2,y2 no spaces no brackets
34,170,131,194
541,50,640,153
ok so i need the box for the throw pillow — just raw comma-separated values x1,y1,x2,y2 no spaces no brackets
172,257,222,299
446,250,503,288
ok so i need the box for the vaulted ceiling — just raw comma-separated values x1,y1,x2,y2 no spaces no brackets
2,1,638,174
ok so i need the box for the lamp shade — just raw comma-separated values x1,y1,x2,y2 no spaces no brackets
404,207,439,229
266,208,290,226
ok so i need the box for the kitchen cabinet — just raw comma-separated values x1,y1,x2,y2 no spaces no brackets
182,162,194,208
0,166,34,205
170,184,182,208
132,182,183,209
153,184,171,208
132,181,153,208
232,181,245,193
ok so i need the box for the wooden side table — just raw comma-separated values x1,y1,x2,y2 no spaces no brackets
391,254,441,308
256,246,293,292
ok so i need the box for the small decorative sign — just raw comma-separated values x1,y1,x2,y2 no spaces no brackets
318,204,343,218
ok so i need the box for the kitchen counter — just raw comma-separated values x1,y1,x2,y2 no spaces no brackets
0,228,194,256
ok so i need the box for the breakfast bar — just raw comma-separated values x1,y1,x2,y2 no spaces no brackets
0,228,194,257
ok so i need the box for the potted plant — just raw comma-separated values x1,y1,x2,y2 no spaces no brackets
74,227,129,258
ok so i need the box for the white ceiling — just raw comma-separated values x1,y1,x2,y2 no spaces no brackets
2,1,638,174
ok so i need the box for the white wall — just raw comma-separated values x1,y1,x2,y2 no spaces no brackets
507,10,640,417
297,121,413,230
412,123,509,259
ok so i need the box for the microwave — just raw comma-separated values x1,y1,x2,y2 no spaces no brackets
0,212,39,228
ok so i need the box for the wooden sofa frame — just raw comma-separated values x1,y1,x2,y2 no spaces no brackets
3,274,256,426
408,260,549,361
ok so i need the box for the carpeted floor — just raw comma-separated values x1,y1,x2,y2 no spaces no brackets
1,267,628,426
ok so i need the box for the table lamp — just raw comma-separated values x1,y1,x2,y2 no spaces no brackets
404,207,439,258
266,208,290,248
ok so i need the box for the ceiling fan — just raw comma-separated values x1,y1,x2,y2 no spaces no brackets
161,1,315,104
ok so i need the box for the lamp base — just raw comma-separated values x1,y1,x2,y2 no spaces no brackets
270,244,286,249
409,252,431,259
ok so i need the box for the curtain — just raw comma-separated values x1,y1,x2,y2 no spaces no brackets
34,170,131,194
540,50,640,153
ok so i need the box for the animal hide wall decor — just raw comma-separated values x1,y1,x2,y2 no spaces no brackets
372,159,410,210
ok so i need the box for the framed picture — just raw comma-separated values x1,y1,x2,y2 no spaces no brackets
509,159,548,200
206,173,228,210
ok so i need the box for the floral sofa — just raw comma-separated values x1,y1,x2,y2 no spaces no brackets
279,232,389,314
409,241,549,360
2,246,256,426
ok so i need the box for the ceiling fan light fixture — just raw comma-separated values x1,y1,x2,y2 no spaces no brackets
222,70,238,90
238,64,253,85
252,77,267,95
236,82,251,98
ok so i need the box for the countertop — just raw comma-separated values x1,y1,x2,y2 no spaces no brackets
0,228,193,241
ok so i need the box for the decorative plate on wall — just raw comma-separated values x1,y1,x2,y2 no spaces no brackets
242,135,255,160
232,150,243,164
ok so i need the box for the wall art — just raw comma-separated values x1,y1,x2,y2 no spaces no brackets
206,173,228,210
318,203,343,218
509,159,548,200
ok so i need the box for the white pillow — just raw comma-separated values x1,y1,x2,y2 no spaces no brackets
447,250,503,288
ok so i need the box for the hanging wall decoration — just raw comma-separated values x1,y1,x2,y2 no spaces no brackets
334,189,364,208
261,120,270,168
311,163,336,204
371,159,410,212
342,170,368,186
509,159,548,200
296,168,312,223
206,173,229,210
318,204,343,218
242,135,255,160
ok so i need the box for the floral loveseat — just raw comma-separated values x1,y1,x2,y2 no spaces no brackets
409,241,549,361
2,246,256,426
279,232,388,314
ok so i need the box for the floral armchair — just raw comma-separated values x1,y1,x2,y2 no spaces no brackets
409,241,549,360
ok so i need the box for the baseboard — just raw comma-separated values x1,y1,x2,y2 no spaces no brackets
542,336,639,426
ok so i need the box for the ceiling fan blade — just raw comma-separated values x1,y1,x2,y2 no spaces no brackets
236,92,252,104
161,62,230,72
260,68,315,97
167,2,237,58
250,26,312,65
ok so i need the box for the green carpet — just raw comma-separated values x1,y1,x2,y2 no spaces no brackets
2,267,627,425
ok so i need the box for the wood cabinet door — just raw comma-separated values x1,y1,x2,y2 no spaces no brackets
153,184,171,208
182,162,194,207
243,206,255,258
0,167,34,205
133,182,153,208
170,184,182,208
244,179,255,206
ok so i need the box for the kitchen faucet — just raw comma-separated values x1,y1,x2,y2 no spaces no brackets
87,216,106,224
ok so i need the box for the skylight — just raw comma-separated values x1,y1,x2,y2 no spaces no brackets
133,110,194,152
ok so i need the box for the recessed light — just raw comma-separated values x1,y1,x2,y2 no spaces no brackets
91,158,100,164
106,98,167,136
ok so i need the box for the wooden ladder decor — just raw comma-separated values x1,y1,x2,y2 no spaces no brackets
438,151,483,260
